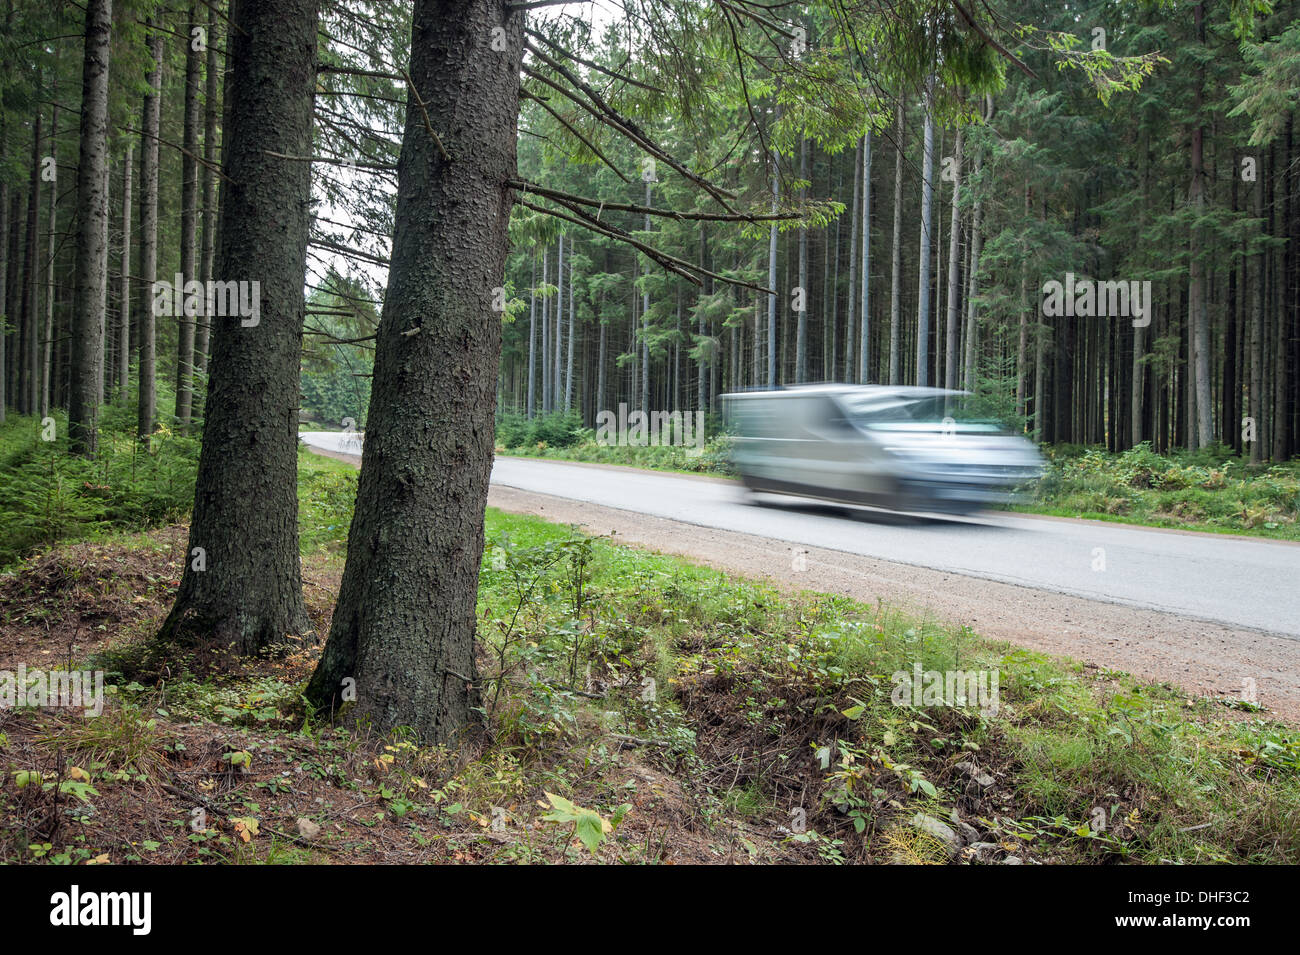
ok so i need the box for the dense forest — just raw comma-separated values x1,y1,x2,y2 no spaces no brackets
495,2,1300,459
4,2,1297,462
0,0,1297,747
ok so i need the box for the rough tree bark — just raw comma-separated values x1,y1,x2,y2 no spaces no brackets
157,0,317,654
305,0,522,743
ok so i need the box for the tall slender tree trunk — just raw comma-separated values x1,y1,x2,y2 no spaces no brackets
830,168,840,378
943,125,963,391
565,256,575,411
766,143,779,387
596,308,606,414
0,160,7,425
845,140,859,381
157,0,318,653
1249,154,1264,464
698,223,709,405
306,0,522,742
1016,186,1030,420
175,2,203,430
915,91,935,387
555,233,564,412
859,131,871,383
1189,2,1212,448
68,0,113,454
195,2,221,395
540,248,549,414
3,189,17,414
640,186,649,410
963,155,983,391
117,146,132,399
20,106,42,417
137,25,162,442
526,254,536,417
795,138,808,382
888,102,903,385
1273,120,1293,462
41,102,57,418
1033,196,1047,437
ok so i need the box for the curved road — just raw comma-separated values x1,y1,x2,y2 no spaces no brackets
300,432,1300,717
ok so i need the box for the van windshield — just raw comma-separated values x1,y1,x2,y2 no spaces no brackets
842,395,1002,432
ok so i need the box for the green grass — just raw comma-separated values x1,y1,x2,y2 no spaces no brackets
471,507,1300,863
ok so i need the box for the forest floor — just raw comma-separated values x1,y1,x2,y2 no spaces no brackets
1,448,1298,864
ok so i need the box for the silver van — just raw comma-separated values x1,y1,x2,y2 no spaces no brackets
721,385,1044,515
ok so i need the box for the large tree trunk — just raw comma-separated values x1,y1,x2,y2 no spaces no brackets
68,0,113,455
137,26,162,442
888,103,903,385
174,1,203,431
305,0,521,743
157,0,317,654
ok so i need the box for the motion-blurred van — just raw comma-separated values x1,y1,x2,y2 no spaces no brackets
721,385,1044,515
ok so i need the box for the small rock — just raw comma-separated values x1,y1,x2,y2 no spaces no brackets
296,817,322,841
911,813,961,857
954,761,995,788
1001,855,1024,865
964,841,1002,863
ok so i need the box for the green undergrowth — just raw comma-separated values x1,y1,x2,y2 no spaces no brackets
2,445,1296,864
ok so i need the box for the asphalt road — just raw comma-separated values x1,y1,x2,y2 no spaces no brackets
299,432,1300,639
